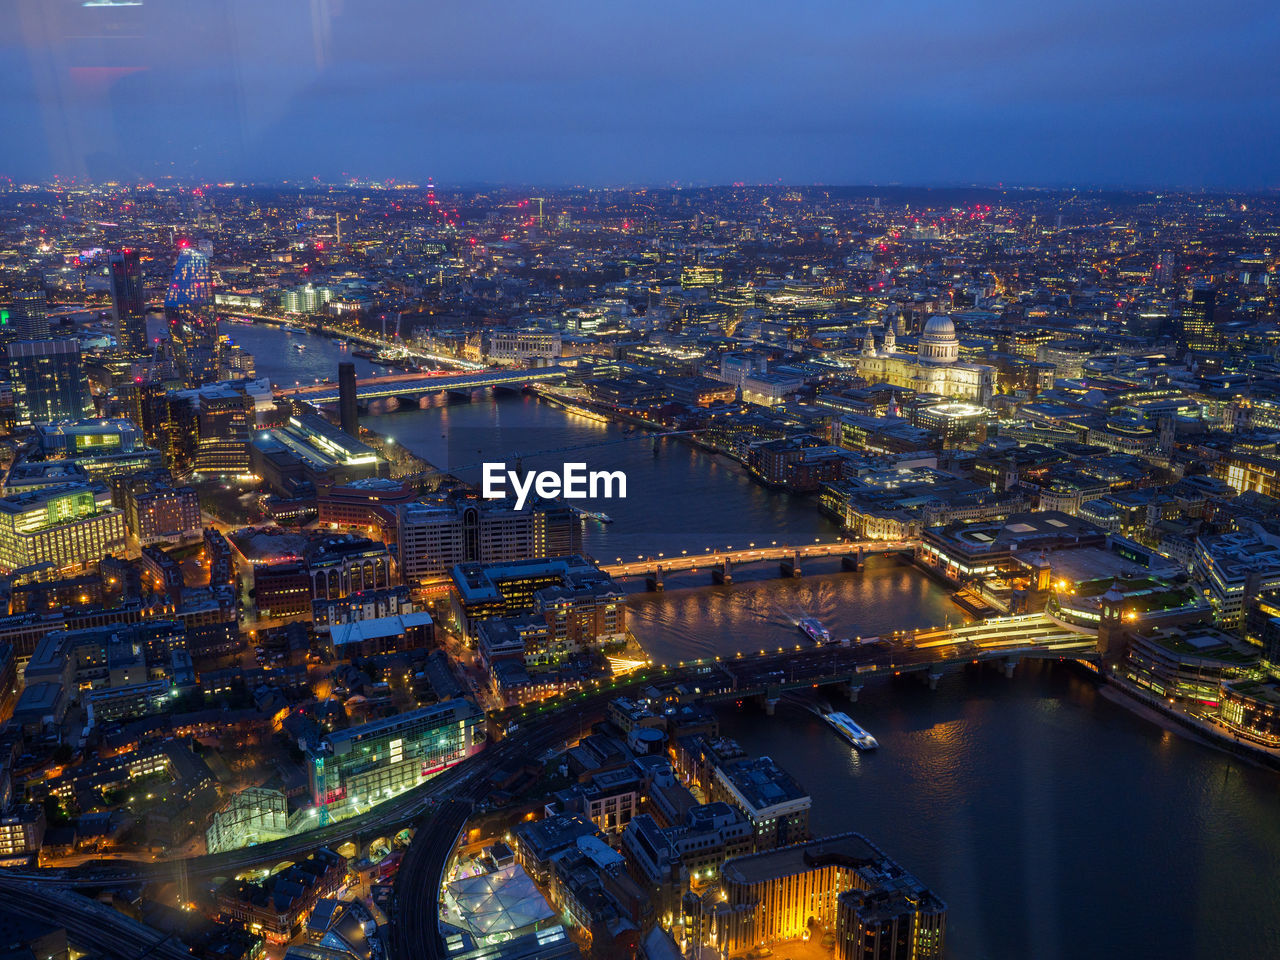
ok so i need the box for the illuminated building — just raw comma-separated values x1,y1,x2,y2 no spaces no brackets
709,832,946,959
165,247,220,386
488,329,563,365
0,806,45,863
3,339,93,426
1180,286,1219,352
709,756,810,852
193,388,252,474
1122,625,1257,709
1220,679,1280,747
851,316,995,404
29,418,163,481
8,289,48,340
119,473,201,545
307,699,485,819
1192,531,1280,627
1215,449,1280,499
0,484,126,577
448,555,623,641
397,498,581,583
318,477,414,541
108,250,147,354
250,414,387,495
216,848,347,943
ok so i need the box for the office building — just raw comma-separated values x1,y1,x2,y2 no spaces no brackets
30,418,163,481
118,473,201,545
338,361,358,436
3,339,92,426
448,555,623,639
1180,286,1219,352
108,250,147,354
0,484,126,577
8,289,49,340
308,699,485,817
710,832,946,959
398,497,582,583
250,414,386,496
193,388,252,474
165,247,220,386
710,755,811,851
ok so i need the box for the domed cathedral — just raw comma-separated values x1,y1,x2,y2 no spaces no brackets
853,314,994,403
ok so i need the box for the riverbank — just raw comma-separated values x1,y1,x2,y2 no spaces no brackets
1100,674,1280,772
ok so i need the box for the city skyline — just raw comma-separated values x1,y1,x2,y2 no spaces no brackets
2,0,1278,189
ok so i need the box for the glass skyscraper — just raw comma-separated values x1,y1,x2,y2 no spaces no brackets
164,247,220,386
3,338,93,426
108,249,148,355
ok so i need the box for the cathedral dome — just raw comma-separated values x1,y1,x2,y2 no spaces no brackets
922,315,956,338
918,314,959,364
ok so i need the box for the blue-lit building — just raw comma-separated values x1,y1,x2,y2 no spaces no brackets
165,247,220,386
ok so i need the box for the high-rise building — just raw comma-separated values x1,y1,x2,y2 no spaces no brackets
194,389,253,475
108,250,148,354
3,339,93,426
338,361,358,436
8,290,49,340
1181,286,1219,352
164,247,220,386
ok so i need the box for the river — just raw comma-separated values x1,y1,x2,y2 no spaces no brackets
236,322,1280,959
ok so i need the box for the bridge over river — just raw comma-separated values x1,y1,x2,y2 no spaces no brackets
601,538,917,587
277,366,565,404
676,612,1098,711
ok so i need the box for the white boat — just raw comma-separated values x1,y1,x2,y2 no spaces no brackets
798,617,831,644
824,712,879,750
292,342,306,351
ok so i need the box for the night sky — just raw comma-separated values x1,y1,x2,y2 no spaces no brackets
2,0,1278,188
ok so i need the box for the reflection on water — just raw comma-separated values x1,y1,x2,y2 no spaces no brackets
362,391,841,559
217,328,1280,959
628,557,962,663
722,662,1280,960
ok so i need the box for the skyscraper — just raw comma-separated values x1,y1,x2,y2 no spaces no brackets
164,247,220,386
3,339,93,426
338,361,358,436
8,290,48,341
108,249,148,354
1180,285,1219,353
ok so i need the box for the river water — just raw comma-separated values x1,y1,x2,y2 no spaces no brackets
239,323,1280,959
